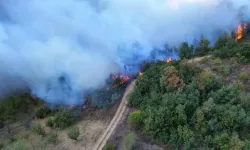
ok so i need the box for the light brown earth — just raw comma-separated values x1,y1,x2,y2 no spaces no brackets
94,80,136,150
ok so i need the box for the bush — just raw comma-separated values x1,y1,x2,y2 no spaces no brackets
35,107,51,119
103,143,115,150
47,132,58,143
219,65,231,76
67,126,80,141
53,109,77,129
122,131,136,150
128,110,145,128
46,117,55,127
213,57,222,64
238,72,249,81
200,57,209,64
234,80,246,91
32,123,45,136
4,139,31,150
196,69,213,90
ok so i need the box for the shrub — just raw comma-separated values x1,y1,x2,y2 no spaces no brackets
200,57,209,64
196,69,213,90
4,139,31,150
213,57,222,65
46,117,55,127
219,65,231,76
67,126,80,141
54,109,77,129
32,123,45,136
128,110,145,128
122,131,136,150
103,143,115,150
35,107,51,119
238,72,249,81
234,80,246,91
47,132,58,143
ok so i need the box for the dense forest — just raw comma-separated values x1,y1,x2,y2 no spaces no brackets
127,30,250,149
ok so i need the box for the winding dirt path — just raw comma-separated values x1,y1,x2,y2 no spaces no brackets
93,80,136,150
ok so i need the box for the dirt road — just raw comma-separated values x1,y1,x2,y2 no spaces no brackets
93,80,136,150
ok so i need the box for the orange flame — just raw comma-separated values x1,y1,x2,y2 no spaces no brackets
167,57,172,63
111,74,130,88
235,23,247,40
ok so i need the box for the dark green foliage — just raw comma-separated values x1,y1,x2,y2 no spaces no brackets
46,117,54,128
35,107,51,119
128,110,145,128
0,94,40,121
53,109,78,129
127,62,169,108
219,65,231,76
128,61,250,149
67,126,80,141
0,120,4,129
213,38,238,58
103,144,115,150
178,62,201,83
195,36,211,56
214,33,231,49
32,123,46,136
179,42,193,59
4,139,31,150
213,34,250,64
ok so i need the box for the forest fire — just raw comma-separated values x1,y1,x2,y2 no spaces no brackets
235,23,247,40
111,74,130,88
167,57,172,63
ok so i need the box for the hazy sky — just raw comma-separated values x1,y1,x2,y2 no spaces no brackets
0,0,249,104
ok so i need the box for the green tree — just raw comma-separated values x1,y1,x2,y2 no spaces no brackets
179,42,192,59
53,109,77,129
195,36,211,56
128,110,145,128
67,126,80,141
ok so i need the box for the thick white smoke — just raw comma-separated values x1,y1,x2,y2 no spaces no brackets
0,0,249,104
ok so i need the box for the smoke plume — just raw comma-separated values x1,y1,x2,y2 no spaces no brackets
0,0,249,104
